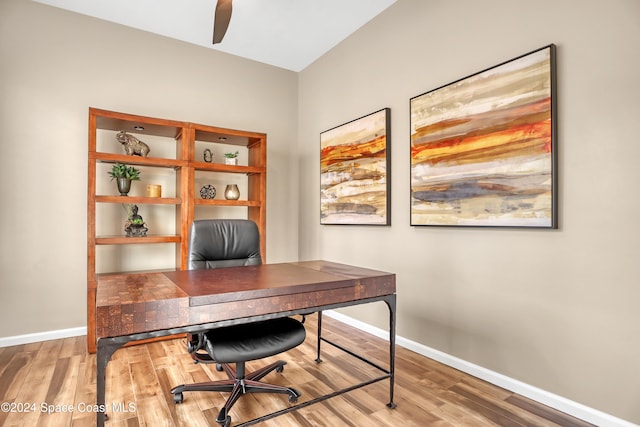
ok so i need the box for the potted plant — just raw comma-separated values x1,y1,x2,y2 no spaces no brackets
224,151,239,165
108,162,141,196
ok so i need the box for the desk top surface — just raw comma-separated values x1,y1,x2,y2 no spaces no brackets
97,260,395,307
165,260,394,306
95,260,395,339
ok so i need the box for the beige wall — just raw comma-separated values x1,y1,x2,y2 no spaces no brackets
298,0,640,423
0,1,299,333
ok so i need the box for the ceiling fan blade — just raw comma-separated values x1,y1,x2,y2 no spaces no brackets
213,0,233,44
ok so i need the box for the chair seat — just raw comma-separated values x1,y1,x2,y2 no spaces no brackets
204,317,306,363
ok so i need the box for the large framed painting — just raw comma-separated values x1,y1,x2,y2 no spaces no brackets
410,44,557,228
321,108,391,225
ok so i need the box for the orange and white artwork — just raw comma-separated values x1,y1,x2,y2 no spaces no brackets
410,45,557,227
321,108,391,225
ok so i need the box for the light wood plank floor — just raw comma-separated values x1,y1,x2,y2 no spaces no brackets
0,314,594,427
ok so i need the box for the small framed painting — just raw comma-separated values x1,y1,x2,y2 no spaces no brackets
410,44,557,228
320,108,391,225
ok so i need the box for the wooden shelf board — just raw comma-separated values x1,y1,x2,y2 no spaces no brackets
192,162,265,174
92,108,185,139
90,152,186,168
195,200,261,207
96,196,181,204
191,123,266,145
95,235,181,245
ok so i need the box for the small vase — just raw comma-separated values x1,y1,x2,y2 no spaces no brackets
116,177,132,196
224,184,240,200
225,157,238,165
203,148,213,163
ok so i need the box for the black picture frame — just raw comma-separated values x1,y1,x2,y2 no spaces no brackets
320,108,391,225
410,45,557,228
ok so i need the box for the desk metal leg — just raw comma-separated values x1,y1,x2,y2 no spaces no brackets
96,338,125,427
315,311,323,363
312,296,397,409
386,295,397,408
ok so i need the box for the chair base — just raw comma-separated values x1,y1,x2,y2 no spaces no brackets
171,360,301,426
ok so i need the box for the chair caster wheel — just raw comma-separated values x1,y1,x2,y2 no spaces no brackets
216,363,223,371
216,415,231,427
288,388,301,403
173,392,183,404
276,365,284,373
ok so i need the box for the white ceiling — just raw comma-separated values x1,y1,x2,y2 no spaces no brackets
33,0,397,72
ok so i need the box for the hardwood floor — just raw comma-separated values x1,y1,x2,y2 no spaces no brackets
0,314,594,427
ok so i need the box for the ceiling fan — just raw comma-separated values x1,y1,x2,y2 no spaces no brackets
213,0,233,44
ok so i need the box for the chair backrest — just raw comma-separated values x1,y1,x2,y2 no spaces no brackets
188,219,262,270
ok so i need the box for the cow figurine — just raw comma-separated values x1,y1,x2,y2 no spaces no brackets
116,130,151,157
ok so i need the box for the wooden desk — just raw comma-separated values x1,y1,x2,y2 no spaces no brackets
95,260,396,426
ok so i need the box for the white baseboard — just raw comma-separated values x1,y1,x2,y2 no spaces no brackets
323,310,638,427
0,327,87,348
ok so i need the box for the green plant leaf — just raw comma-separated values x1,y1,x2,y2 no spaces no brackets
108,162,141,180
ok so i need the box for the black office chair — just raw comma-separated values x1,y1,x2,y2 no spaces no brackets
170,219,306,427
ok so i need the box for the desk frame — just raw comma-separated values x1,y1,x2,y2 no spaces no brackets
96,263,396,426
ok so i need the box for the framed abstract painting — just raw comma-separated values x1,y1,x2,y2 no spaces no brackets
321,108,391,225
410,44,557,228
